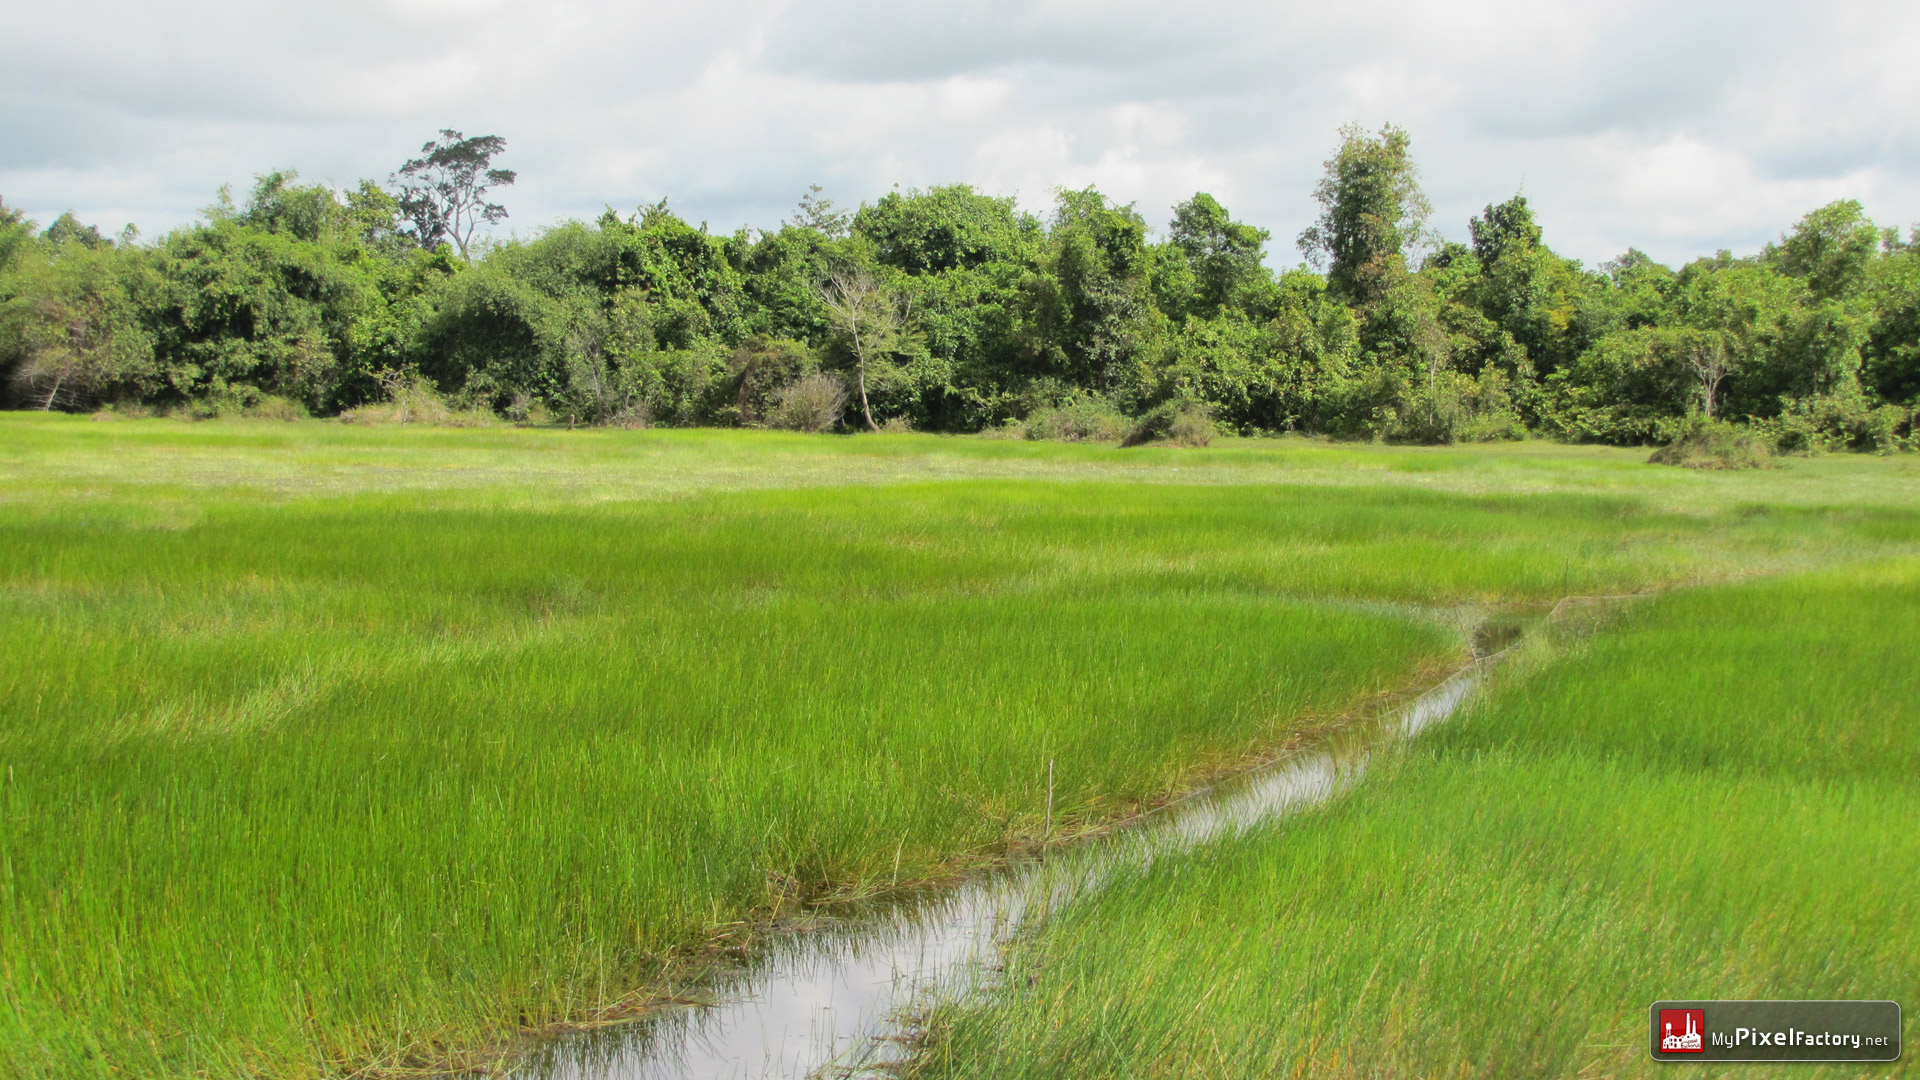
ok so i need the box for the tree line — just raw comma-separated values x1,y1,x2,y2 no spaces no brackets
2,124,1916,449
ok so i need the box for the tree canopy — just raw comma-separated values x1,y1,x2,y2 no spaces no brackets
1,127,1914,451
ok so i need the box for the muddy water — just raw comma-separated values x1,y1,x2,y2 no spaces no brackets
514,660,1490,1080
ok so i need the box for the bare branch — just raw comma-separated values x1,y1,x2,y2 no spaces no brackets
813,267,905,433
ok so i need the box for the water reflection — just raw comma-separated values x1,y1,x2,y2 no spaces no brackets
517,659,1492,1080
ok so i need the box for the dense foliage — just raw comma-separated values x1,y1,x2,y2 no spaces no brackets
3,125,1916,446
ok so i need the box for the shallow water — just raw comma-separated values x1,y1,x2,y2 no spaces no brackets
514,660,1488,1080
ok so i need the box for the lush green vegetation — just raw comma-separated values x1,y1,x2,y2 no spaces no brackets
3,126,1916,451
911,560,1920,1079
3,419,1915,1078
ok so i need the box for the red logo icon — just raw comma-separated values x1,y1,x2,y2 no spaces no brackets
1660,1009,1705,1053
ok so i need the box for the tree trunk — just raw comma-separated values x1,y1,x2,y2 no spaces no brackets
856,358,878,431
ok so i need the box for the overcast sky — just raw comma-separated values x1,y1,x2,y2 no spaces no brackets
5,0,1918,268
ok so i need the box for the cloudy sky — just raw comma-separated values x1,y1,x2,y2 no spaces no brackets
5,0,1917,267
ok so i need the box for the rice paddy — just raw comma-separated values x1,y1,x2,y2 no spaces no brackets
1,416,1916,1079
910,562,1920,1079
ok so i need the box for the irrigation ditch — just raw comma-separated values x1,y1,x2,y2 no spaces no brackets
488,599,1645,1080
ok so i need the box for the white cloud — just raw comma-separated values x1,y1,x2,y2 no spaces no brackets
4,0,1917,266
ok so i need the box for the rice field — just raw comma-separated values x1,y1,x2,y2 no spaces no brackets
911,561,1920,1079
1,416,1916,1079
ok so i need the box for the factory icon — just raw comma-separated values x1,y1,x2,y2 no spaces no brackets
1660,1009,1704,1053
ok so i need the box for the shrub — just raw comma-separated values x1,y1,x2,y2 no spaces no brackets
339,372,494,427
770,372,847,433
1395,370,1526,444
1648,416,1774,470
1328,368,1526,445
87,402,156,421
170,387,308,422
605,403,649,430
725,339,814,427
1024,397,1129,443
1122,402,1215,447
1167,409,1216,447
880,416,915,434
504,391,534,423
1764,391,1913,454
243,395,309,421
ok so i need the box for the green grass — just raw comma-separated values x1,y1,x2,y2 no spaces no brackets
912,561,1920,1079
8,413,1920,514
1,416,1916,1079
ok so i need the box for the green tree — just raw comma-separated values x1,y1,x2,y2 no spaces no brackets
1669,255,1864,416
1298,124,1432,303
1865,236,1920,403
41,212,111,250
786,185,852,239
0,198,37,278
149,213,379,409
1462,195,1600,379
1027,188,1158,395
3,239,159,409
239,171,349,243
852,185,1038,274
394,130,516,260
1599,249,1678,331
1766,200,1880,302
1167,193,1270,317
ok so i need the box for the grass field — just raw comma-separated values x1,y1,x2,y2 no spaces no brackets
911,562,1920,1079
1,416,1917,1079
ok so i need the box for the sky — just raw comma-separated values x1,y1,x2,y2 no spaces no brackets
4,0,1918,268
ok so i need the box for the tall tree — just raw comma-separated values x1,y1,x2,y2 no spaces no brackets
786,185,851,239
42,212,111,250
394,130,516,261
1865,233,1920,404
852,185,1036,274
1035,187,1155,393
816,266,906,431
1168,193,1270,316
1469,195,1543,266
0,198,38,277
1465,194,1593,376
1685,332,1731,418
239,170,347,243
1298,124,1432,302
1766,200,1879,302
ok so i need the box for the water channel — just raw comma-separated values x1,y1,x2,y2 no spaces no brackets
514,634,1510,1080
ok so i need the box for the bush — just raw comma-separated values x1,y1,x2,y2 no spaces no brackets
723,339,814,427
1327,368,1526,445
605,403,649,430
1764,391,1913,454
243,395,309,421
170,387,309,422
880,416,915,434
1648,416,1774,470
1122,402,1216,448
1023,397,1129,443
339,372,494,427
1167,409,1216,447
88,402,156,421
770,373,847,433
1396,370,1526,444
